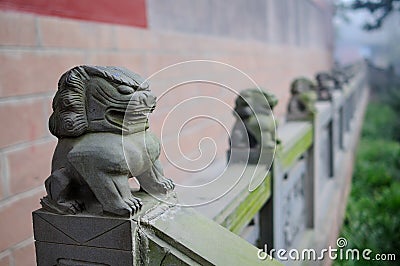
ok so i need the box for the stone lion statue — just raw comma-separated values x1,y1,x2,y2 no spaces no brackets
315,72,335,101
332,62,353,89
230,88,278,150
41,66,174,216
287,77,317,120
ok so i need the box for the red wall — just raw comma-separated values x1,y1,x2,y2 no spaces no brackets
0,0,147,27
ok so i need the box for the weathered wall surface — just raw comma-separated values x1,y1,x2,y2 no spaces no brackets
0,0,334,264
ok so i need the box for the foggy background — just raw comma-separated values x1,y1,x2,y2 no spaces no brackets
335,0,400,72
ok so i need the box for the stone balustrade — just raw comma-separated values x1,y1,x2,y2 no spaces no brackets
32,61,368,265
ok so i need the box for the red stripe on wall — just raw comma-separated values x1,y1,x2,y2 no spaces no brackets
0,0,147,28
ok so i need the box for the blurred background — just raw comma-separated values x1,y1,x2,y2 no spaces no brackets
0,0,398,265
334,1,400,265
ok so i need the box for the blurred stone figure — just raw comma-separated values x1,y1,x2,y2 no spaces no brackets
287,77,318,121
229,88,278,164
315,72,335,101
332,63,348,90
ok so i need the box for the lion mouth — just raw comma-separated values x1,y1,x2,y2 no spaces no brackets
126,110,151,116
105,108,153,129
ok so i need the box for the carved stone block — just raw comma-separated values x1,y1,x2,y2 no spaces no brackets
33,209,135,266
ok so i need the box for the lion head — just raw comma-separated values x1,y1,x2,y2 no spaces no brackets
290,77,316,95
234,88,278,120
49,66,156,138
288,77,318,117
231,88,278,149
316,72,335,91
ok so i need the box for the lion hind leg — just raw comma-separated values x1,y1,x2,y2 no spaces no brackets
82,173,135,216
68,150,136,216
42,168,83,214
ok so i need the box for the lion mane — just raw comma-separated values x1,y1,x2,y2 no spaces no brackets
49,66,149,138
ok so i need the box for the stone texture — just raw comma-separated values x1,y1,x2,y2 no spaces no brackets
35,242,134,266
32,192,175,266
33,209,136,251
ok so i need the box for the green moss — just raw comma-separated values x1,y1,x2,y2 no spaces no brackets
218,174,272,234
278,127,313,169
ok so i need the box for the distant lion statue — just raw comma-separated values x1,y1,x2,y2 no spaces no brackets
229,88,278,164
315,72,335,101
231,88,278,149
41,66,174,216
287,77,317,120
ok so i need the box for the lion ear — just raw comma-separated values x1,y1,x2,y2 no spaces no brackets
49,110,88,138
49,67,89,138
48,112,59,137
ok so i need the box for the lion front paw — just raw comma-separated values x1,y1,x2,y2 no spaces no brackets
141,177,175,195
162,178,175,190
103,197,142,217
124,196,143,213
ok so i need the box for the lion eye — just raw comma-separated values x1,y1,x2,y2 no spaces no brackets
117,85,134,95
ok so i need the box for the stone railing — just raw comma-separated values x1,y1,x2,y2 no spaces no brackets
193,61,368,262
32,62,368,265
210,61,367,261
